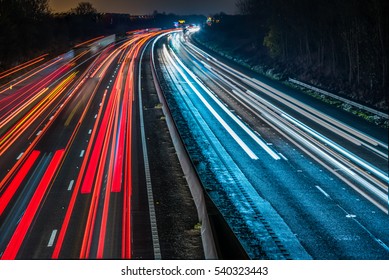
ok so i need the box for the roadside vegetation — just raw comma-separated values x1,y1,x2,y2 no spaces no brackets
194,0,388,115
0,0,204,73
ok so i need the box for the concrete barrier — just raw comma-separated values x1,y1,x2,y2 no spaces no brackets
151,34,218,259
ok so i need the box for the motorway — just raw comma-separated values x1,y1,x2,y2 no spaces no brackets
154,31,389,259
0,28,388,260
0,31,169,259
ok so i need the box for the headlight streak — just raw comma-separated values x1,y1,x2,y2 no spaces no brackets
158,33,313,259
186,40,388,153
164,44,274,161
167,42,281,161
173,33,388,213
165,45,259,160
280,113,388,184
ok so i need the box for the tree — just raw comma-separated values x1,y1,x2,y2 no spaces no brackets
263,25,282,59
70,2,97,16
234,0,388,107
0,0,51,67
0,0,50,19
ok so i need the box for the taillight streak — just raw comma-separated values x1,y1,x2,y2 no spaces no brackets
0,73,76,157
0,151,41,216
1,149,65,259
80,85,119,258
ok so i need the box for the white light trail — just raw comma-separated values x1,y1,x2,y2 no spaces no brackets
163,45,259,160
282,113,389,183
167,43,280,160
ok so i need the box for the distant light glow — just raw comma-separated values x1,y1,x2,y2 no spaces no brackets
49,0,237,15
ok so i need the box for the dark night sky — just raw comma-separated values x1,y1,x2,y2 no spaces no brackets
49,0,238,15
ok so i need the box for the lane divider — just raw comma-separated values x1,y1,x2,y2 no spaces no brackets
1,149,65,259
0,150,41,216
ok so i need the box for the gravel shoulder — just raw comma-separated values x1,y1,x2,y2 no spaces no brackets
140,45,204,259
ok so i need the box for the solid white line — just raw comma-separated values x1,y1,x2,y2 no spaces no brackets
16,153,24,160
376,239,389,252
171,47,280,160
164,46,259,160
141,38,162,259
315,185,330,198
80,150,85,157
68,180,74,191
47,229,58,247
278,153,288,161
